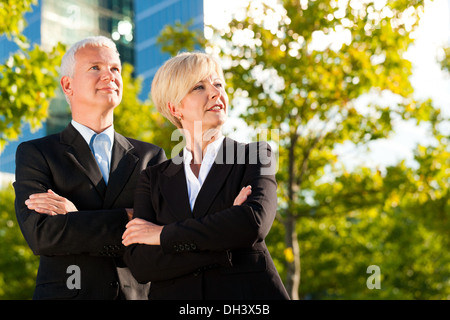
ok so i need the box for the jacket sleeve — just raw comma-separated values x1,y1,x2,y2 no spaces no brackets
123,167,232,283
13,141,129,257
160,142,277,254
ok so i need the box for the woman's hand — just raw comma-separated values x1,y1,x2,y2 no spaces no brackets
122,218,163,246
123,185,250,246
233,185,252,206
25,189,78,215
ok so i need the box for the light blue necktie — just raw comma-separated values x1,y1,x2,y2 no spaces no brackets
90,133,111,185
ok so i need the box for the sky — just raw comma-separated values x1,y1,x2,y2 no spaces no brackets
204,0,450,171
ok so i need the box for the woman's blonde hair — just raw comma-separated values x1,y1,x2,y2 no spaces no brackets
151,52,225,128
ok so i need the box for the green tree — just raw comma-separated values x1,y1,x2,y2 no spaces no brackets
157,0,447,299
156,19,206,56
0,0,65,153
0,186,38,299
207,0,445,299
0,0,35,38
301,135,450,299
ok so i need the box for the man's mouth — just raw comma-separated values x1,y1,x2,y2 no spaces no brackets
98,87,118,93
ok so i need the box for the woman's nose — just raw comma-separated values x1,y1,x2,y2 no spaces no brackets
209,84,221,99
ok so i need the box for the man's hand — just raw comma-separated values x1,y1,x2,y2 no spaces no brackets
233,185,252,206
25,189,78,215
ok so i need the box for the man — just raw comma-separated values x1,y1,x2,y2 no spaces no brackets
13,36,166,300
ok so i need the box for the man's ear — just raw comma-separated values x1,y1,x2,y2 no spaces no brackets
60,76,73,96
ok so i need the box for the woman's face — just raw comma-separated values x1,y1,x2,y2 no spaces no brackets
178,72,228,135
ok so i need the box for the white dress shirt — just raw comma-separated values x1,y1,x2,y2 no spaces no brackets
183,136,225,211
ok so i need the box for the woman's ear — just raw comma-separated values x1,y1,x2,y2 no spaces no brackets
60,76,73,96
168,102,183,120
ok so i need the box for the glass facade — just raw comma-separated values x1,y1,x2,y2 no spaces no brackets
41,0,135,63
135,0,204,100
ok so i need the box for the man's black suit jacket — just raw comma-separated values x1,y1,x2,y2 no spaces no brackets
14,123,166,300
124,137,290,300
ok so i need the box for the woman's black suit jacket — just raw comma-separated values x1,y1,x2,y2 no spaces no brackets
124,137,290,300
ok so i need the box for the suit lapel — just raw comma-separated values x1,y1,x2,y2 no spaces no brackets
103,132,139,208
192,138,235,218
61,124,107,198
160,153,193,221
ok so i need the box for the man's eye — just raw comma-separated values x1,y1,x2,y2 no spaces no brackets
112,67,121,73
90,66,99,70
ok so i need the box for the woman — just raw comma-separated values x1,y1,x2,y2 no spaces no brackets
122,52,289,300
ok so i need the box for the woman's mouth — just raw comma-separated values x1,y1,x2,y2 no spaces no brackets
207,104,224,111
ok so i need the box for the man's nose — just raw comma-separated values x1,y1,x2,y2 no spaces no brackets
101,70,115,82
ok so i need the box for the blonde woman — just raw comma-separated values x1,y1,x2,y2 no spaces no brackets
122,52,289,300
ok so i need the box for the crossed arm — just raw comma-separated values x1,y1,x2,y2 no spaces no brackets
121,185,252,246
25,190,134,220
26,186,252,239
25,189,78,215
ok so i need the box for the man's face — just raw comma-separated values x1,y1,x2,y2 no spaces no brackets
62,45,123,114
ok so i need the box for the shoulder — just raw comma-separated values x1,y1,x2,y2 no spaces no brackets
222,137,272,161
223,137,271,151
223,138,276,175
144,157,176,174
16,133,60,153
138,157,174,185
121,136,162,152
115,133,166,162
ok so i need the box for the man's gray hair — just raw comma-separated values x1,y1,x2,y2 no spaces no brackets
60,36,120,78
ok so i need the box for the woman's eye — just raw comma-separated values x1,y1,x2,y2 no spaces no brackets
215,82,223,88
193,85,204,91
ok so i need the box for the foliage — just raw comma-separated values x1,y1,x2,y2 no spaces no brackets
114,63,178,156
156,19,206,57
0,0,36,39
439,46,450,73
300,138,450,299
0,186,38,299
0,42,65,152
205,0,447,299
0,0,65,153
157,0,449,299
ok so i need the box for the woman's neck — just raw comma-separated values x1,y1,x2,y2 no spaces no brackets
185,128,222,165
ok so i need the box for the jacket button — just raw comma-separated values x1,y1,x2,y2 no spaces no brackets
110,281,119,288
